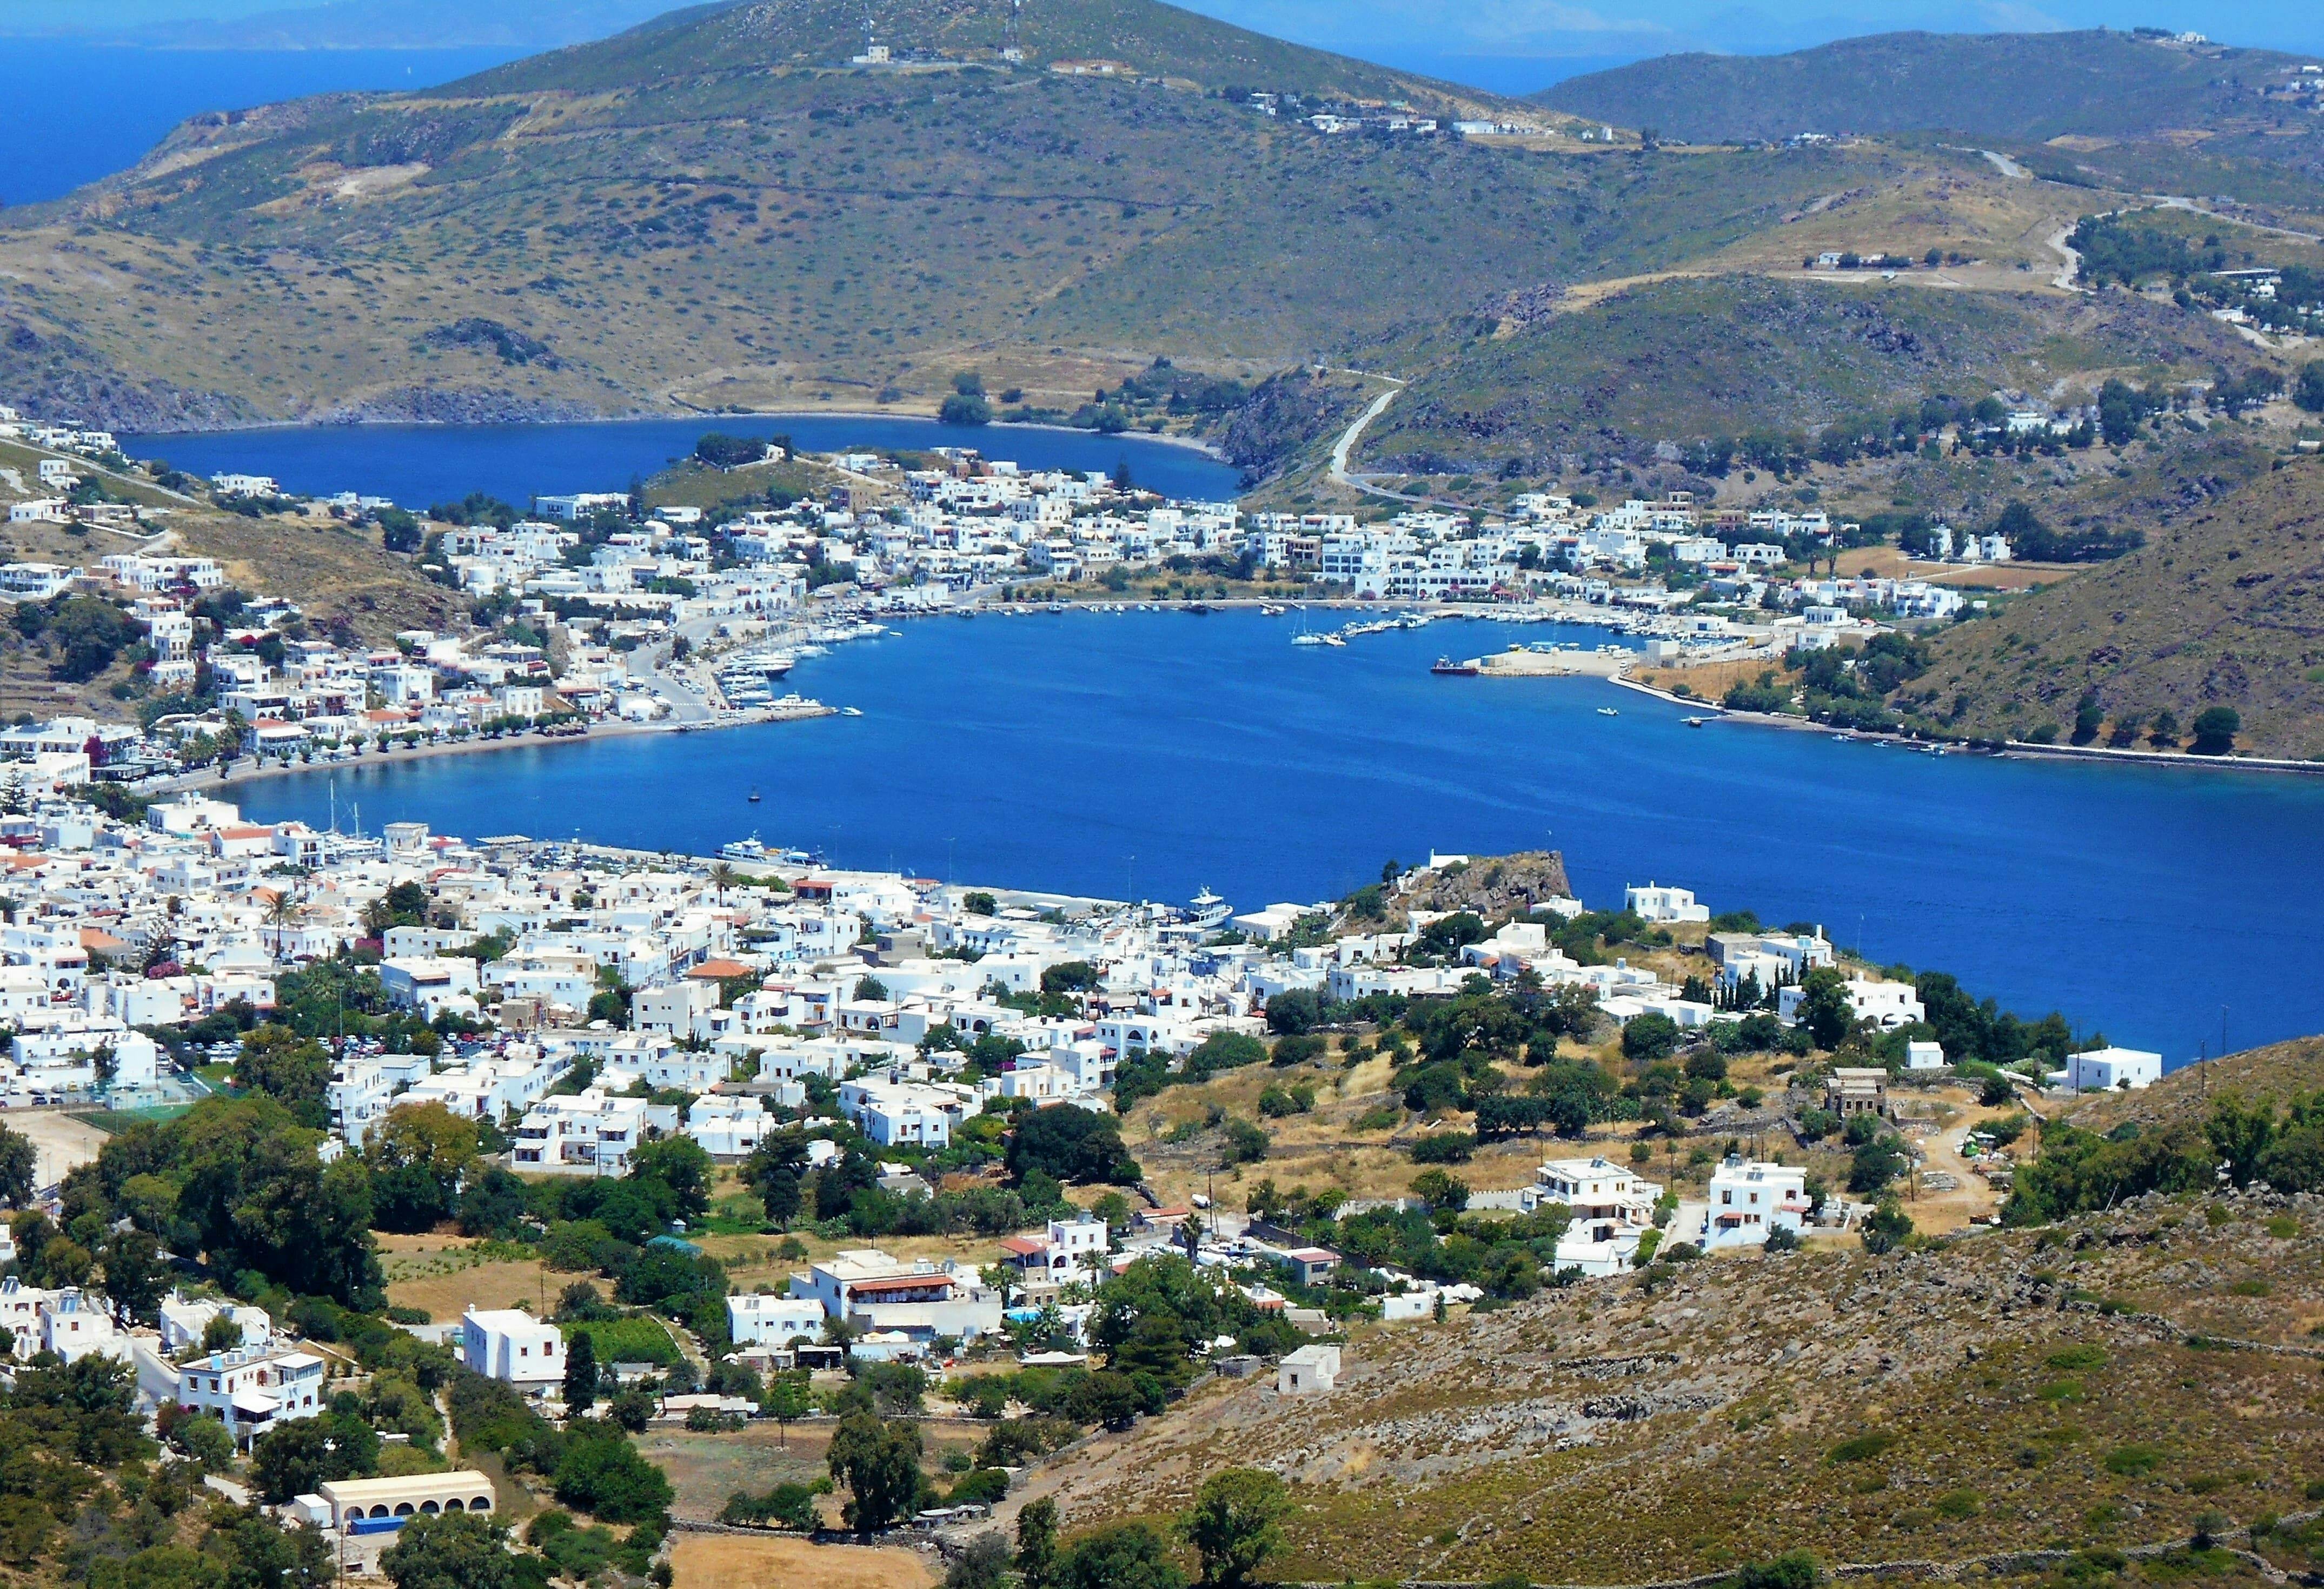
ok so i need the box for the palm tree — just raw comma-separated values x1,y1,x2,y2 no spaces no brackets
707,862,738,906
263,888,304,954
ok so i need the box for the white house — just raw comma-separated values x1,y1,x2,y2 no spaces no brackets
2049,1046,2163,1092
460,1307,566,1389
378,957,481,1019
1624,883,1709,924
726,1293,828,1348
176,1345,328,1447
1521,1156,1663,1240
1696,1158,1811,1252
684,1094,771,1158
509,1087,665,1176
1779,975,1925,1031
158,1290,273,1354
1277,1343,1341,1393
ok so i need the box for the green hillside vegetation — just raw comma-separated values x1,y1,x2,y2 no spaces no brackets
1541,29,2320,148
0,2,2039,432
1893,455,2324,758
465,0,1475,104
1356,277,2245,474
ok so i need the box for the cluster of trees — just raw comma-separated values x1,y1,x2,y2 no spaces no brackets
2010,1090,2324,1223
449,1368,674,1528
693,432,777,468
1983,500,2144,564
2070,215,2225,287
1775,633,1930,733
12,594,145,685
992,1471,1290,1589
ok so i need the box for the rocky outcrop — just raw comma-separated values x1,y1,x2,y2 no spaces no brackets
0,319,261,433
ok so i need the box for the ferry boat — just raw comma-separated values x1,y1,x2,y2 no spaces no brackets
1188,888,1232,929
1430,657,1478,677
719,837,768,861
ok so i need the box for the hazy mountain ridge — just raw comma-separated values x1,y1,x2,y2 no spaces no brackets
1539,29,2322,145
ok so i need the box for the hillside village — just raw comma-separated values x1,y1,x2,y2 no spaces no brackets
0,749,2247,1589
0,398,2081,787
4,10,2324,1588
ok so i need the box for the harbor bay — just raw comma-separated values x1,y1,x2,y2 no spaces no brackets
236,606,2324,1063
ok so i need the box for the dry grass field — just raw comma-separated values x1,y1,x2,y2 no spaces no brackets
377,1235,583,1322
668,1532,934,1589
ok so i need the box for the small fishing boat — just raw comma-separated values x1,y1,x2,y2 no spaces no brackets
1431,657,1479,677
1684,717,1708,727
747,787,762,803
1597,707,1618,717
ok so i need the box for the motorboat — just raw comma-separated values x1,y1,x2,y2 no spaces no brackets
1431,657,1479,677
1597,707,1618,717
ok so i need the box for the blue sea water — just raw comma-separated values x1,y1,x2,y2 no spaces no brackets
236,609,2324,1062
122,417,1243,510
0,43,523,208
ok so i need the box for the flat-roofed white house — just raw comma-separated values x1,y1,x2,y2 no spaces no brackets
1624,883,1709,924
2049,1046,2164,1092
176,1345,328,1446
1277,1343,1340,1393
1520,1156,1663,1239
1696,1157,1811,1252
726,1293,827,1348
460,1307,565,1388
158,1290,272,1354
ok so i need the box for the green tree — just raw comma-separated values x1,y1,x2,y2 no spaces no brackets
1409,1169,1470,1211
232,1027,334,1129
1059,1523,1186,1589
1183,1468,1290,1588
381,1513,516,1589
1621,1012,1680,1062
2189,706,2240,756
98,1227,167,1322
763,1375,811,1446
1007,1104,1140,1186
1861,1200,1913,1255
250,1407,379,1502
1736,1551,1821,1589
1017,1498,1060,1589
827,1410,926,1535
553,1431,673,1522
563,1327,599,1415
1794,968,1856,1050
0,1124,34,1208
632,1135,715,1222
2294,361,2324,414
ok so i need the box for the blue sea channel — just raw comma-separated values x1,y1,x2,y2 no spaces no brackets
230,607,2324,1065
123,417,1244,509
